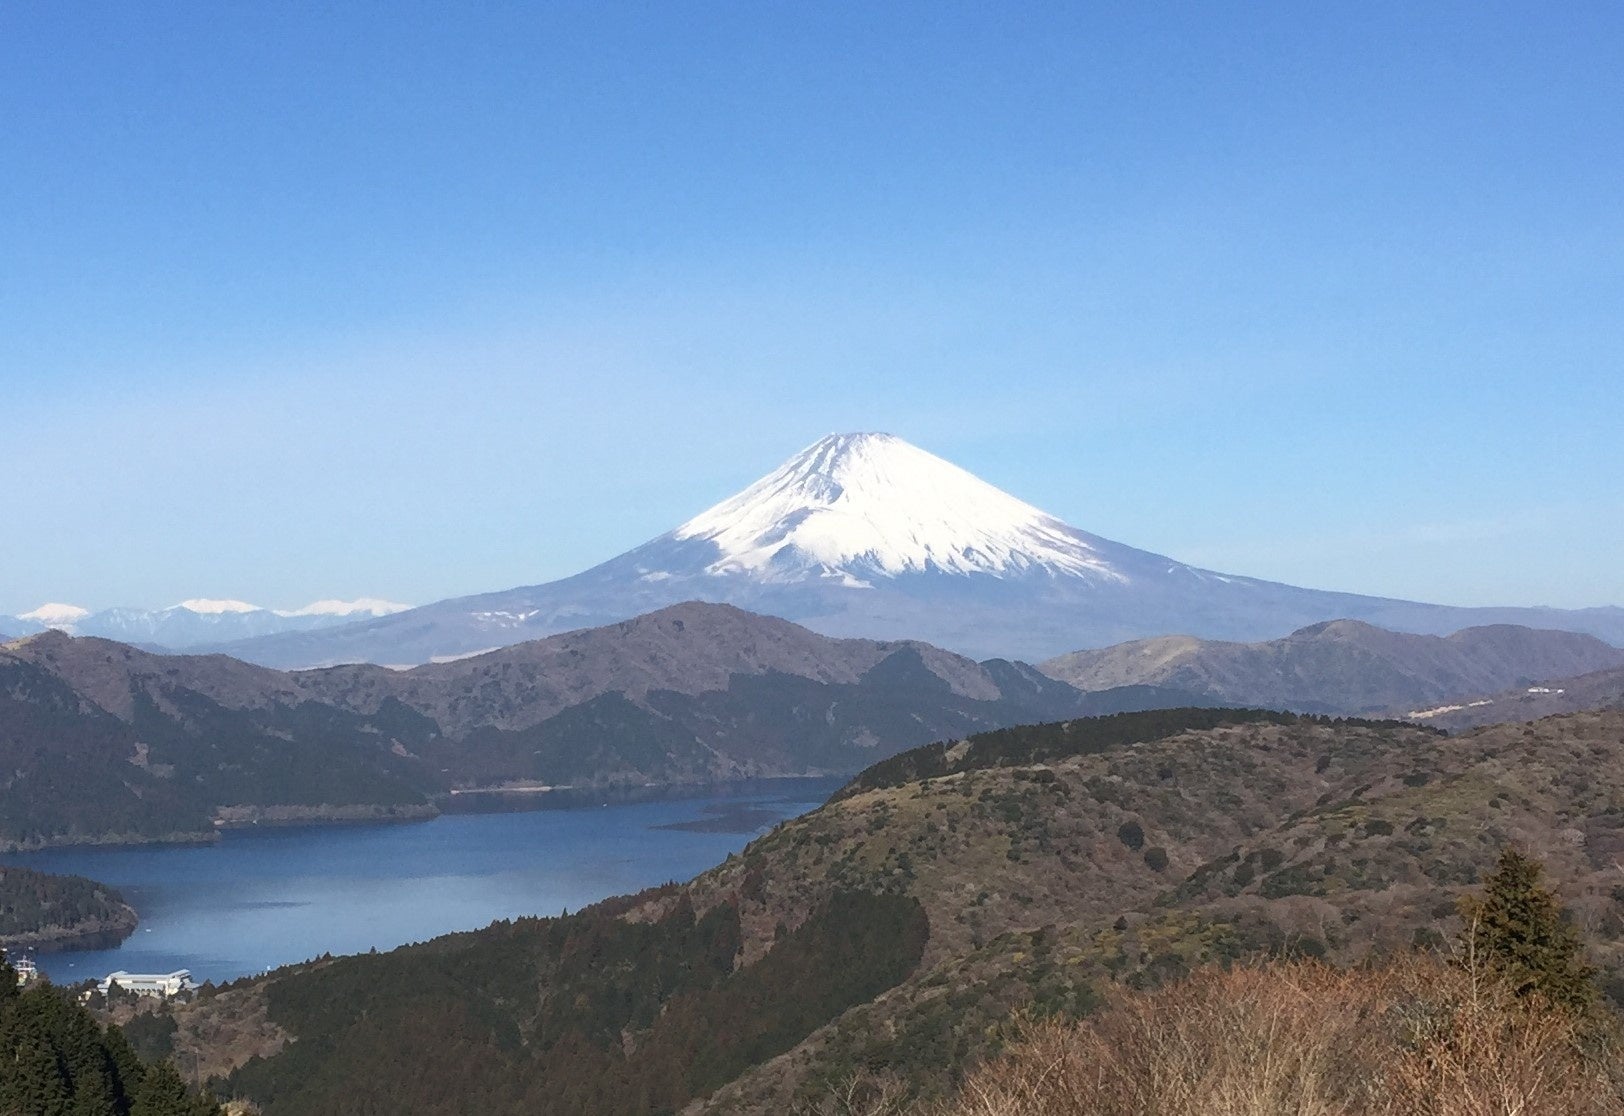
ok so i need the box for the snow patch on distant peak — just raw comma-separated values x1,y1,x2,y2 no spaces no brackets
281,598,411,618
172,599,263,614
19,602,91,627
672,432,1126,583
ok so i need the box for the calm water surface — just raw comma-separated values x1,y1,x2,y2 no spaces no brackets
5,780,839,984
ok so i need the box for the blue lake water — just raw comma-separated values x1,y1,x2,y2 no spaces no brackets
4,779,839,985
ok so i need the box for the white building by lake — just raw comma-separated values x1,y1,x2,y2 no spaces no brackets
98,969,195,997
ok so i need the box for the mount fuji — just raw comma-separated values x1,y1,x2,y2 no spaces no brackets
212,432,1624,668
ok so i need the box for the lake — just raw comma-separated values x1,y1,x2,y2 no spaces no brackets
4,779,840,985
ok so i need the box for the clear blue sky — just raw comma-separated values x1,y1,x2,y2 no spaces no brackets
3,2,1621,616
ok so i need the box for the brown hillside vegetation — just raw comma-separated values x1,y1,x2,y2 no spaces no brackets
934,959,1619,1116
152,709,1624,1114
1040,621,1624,716
697,711,1624,1112
1409,663,1624,732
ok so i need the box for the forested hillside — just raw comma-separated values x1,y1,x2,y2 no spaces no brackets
0,653,441,850
222,891,927,1115
831,706,1422,799
148,707,1624,1113
0,865,138,948
0,957,219,1115
0,606,1190,850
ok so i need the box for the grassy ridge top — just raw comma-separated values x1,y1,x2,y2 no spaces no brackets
835,706,1436,798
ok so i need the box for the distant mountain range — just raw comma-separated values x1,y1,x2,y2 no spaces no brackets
0,603,1195,850
7,601,1624,850
0,597,409,649
1401,662,1624,732
1039,619,1624,715
194,432,1624,669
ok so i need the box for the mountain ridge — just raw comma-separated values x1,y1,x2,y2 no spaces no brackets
0,597,410,650
1401,661,1624,731
2,603,1055,733
9,603,1621,854
0,603,1177,850
1039,619,1624,714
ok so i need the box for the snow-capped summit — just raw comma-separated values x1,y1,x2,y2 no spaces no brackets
672,433,1123,585
180,431,1624,669
19,602,92,629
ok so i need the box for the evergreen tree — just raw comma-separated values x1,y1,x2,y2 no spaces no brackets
130,1060,219,1116
0,955,220,1116
1458,847,1596,1012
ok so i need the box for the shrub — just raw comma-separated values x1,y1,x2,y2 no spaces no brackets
1116,821,1144,851
1142,847,1169,873
934,958,1618,1115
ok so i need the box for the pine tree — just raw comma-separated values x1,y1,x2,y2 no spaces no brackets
0,956,220,1116
1457,847,1596,1012
130,1060,219,1116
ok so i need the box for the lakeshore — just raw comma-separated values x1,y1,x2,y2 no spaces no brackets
3,779,839,984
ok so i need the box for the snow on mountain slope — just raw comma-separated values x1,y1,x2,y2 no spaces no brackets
672,432,1124,584
203,432,1624,669
0,597,412,648
285,598,410,618
19,603,91,628
174,598,262,614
